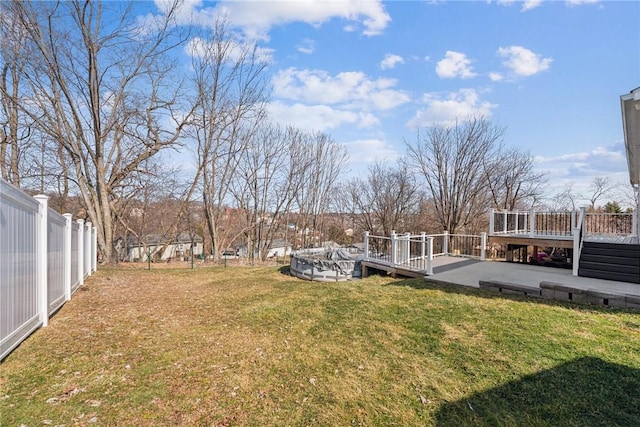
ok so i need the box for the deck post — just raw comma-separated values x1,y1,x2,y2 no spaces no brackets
420,232,426,268
443,230,449,255
364,231,369,259
390,230,397,265
403,232,411,266
572,228,580,277
514,212,519,232
503,210,508,234
426,236,433,275
489,209,494,235
631,203,638,237
480,232,487,261
529,208,535,237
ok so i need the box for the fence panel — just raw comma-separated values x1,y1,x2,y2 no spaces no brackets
47,210,66,315
1,178,97,361
0,180,41,360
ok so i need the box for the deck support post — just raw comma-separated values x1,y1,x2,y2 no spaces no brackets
390,230,397,265
420,232,426,268
529,208,536,237
426,236,434,275
480,232,487,261
364,231,370,259
503,210,508,234
489,209,494,236
443,230,449,255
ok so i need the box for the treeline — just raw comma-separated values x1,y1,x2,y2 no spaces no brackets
1,1,632,262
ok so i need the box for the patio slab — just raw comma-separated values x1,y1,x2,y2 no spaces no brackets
428,257,640,297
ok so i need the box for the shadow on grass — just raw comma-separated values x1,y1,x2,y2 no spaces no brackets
434,356,640,426
278,265,291,276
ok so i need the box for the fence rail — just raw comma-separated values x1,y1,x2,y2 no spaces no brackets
1,178,97,361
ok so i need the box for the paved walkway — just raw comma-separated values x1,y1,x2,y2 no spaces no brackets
428,256,640,297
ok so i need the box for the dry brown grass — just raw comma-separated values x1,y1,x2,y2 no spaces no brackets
2,266,639,426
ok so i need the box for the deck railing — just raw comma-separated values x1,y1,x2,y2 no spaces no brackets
489,208,637,238
364,231,486,275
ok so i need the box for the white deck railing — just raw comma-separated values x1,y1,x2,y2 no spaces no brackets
1,178,97,361
489,208,637,238
364,230,486,275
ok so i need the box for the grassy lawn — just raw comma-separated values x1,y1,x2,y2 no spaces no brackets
2,266,639,426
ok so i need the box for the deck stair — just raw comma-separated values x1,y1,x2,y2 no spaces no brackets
578,241,640,284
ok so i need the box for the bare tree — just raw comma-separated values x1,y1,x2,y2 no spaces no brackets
347,161,420,237
587,176,617,210
3,0,193,262
407,117,504,234
231,124,309,261
187,17,269,259
546,182,580,211
294,131,348,248
0,8,34,186
484,147,547,210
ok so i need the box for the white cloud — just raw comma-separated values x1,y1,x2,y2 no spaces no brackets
498,45,552,77
436,51,477,79
522,0,542,11
488,72,504,82
296,38,315,55
210,0,390,39
271,68,410,111
380,53,404,70
566,0,600,6
344,139,402,165
185,36,274,63
407,88,497,128
267,101,378,132
494,0,542,12
534,142,627,176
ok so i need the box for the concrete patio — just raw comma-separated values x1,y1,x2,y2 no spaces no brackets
428,256,640,298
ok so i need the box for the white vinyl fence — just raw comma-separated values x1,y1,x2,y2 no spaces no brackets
1,178,97,360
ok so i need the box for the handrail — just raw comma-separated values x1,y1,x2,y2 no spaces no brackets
572,207,586,276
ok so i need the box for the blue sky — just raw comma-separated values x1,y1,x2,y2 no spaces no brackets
146,0,639,201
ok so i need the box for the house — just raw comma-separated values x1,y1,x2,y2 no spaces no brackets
127,233,204,262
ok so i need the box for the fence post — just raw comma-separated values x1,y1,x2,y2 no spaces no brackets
529,208,536,237
489,209,494,236
35,195,49,327
63,213,73,301
390,230,397,265
92,226,98,272
480,232,487,261
426,236,433,275
514,211,519,232
84,222,91,277
77,219,84,286
364,231,369,259
443,230,449,255
420,232,426,263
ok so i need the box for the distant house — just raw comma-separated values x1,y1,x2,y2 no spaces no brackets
127,233,203,262
235,239,292,259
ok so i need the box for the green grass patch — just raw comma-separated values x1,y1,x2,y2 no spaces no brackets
2,267,639,426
